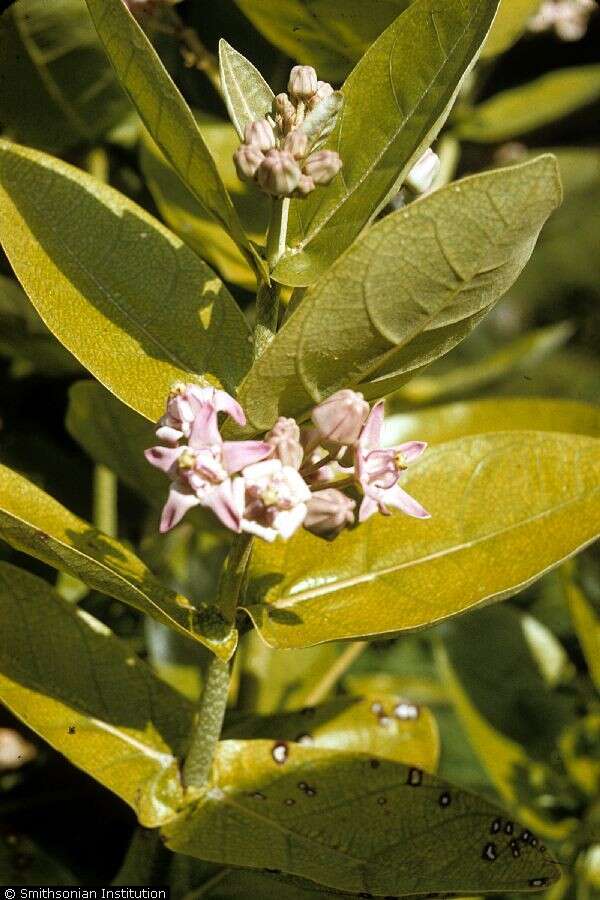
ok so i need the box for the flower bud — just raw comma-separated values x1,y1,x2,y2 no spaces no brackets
308,80,335,110
312,389,369,446
283,129,308,160
294,174,316,198
266,417,304,469
303,150,342,186
233,144,264,182
244,118,276,152
405,148,440,194
288,65,318,101
257,149,301,196
304,489,355,539
273,93,296,133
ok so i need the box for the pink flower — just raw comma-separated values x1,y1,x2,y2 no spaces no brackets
355,402,429,522
155,383,246,445
304,489,355,539
240,460,311,542
312,389,369,446
146,388,270,533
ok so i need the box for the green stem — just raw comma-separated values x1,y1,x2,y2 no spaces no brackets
304,641,368,706
183,654,231,790
93,464,118,537
266,197,290,271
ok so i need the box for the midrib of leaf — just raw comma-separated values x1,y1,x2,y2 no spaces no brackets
265,481,599,608
16,159,213,381
15,7,96,141
291,2,481,254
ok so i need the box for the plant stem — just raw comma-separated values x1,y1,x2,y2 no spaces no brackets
310,475,355,493
254,196,290,356
304,641,368,706
266,197,290,271
93,464,118,537
182,653,231,790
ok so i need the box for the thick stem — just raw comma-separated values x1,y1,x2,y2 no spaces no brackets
304,641,368,706
266,196,290,271
93,464,118,537
255,196,290,356
182,654,231,790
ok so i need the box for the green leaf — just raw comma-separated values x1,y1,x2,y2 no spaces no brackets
244,432,600,649
83,0,265,276
435,612,578,840
384,397,600,447
225,694,440,772
560,564,600,691
391,321,574,405
140,114,269,291
0,563,191,826
274,0,501,286
234,0,413,82
237,157,561,433
458,65,600,143
162,740,560,894
218,39,274,140
481,0,541,58
0,463,236,660
0,141,253,423
0,0,130,154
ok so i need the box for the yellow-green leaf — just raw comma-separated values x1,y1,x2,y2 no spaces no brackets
560,564,600,691
383,397,600,446
218,39,274,140
237,157,561,433
458,65,600,143
0,463,236,659
0,141,253,423
244,432,600,649
83,0,264,275
275,0,501,286
225,694,440,772
481,0,541,58
140,115,269,291
162,740,560,894
0,563,192,826
0,0,130,153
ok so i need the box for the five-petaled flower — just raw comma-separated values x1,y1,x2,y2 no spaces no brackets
355,401,430,522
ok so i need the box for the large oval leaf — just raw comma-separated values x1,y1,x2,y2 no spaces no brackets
225,694,440,772
383,398,600,446
0,463,236,659
0,564,192,826
83,0,264,275
243,432,600,649
237,157,561,433
162,740,560,895
0,0,130,153
0,141,252,423
218,39,274,140
458,65,600,143
274,0,501,286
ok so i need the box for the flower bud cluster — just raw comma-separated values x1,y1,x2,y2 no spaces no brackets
528,0,596,41
232,65,342,199
146,384,430,542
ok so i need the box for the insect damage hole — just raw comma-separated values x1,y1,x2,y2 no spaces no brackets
438,791,451,808
482,843,498,862
407,768,423,786
271,741,289,764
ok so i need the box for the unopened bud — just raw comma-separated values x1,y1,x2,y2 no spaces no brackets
244,119,276,152
308,80,335,110
283,129,308,160
257,149,301,196
304,489,355,539
288,65,318,101
233,144,264,182
294,174,316,198
405,149,440,194
266,417,303,469
312,389,369,446
273,93,296,133
303,150,342,186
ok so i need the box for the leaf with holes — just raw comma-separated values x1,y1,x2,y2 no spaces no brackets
84,0,264,275
0,564,193,826
0,141,253,423
162,740,560,894
236,157,561,434
225,694,440,772
274,0,501,286
243,432,600,649
0,463,236,660
219,39,274,140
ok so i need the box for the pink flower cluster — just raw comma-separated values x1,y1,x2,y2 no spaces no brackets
146,385,430,541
